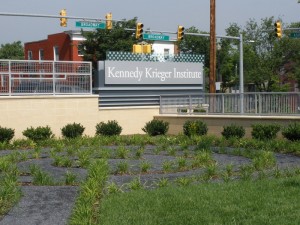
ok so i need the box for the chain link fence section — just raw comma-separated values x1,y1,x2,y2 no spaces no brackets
0,60,92,95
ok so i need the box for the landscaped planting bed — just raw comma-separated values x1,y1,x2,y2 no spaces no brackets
0,135,300,224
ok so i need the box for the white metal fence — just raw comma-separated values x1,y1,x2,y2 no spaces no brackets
160,92,300,116
0,60,92,95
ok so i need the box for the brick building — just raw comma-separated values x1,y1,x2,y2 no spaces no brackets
24,31,85,61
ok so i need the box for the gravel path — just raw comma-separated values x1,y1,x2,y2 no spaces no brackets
0,186,78,225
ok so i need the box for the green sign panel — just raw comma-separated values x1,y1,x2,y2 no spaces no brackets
76,21,106,29
143,33,170,41
290,32,300,38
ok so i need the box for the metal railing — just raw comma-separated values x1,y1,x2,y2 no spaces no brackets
0,60,92,95
160,92,300,116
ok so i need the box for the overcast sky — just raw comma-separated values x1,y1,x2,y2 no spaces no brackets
0,0,299,45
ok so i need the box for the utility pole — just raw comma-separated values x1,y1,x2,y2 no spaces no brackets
209,0,216,93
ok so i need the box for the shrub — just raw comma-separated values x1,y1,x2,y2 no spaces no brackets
221,124,245,139
22,126,53,142
61,123,85,139
183,120,208,137
95,120,122,136
0,126,15,143
282,122,300,141
251,123,280,140
142,119,169,136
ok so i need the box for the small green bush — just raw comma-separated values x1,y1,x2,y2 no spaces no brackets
251,123,280,140
61,123,85,139
0,126,15,143
282,122,300,141
95,120,122,136
142,119,169,136
222,124,245,139
183,120,208,137
22,126,53,142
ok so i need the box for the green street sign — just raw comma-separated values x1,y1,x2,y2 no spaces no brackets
75,21,106,29
290,32,300,38
143,33,170,41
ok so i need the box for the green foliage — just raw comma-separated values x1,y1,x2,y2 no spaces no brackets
183,120,208,137
251,123,281,140
80,18,138,69
142,119,169,136
61,123,85,139
282,122,300,141
95,120,122,136
0,41,24,59
221,124,245,139
22,126,53,142
0,126,15,143
252,151,276,171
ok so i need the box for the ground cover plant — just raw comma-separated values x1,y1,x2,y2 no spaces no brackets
98,176,300,225
0,133,300,224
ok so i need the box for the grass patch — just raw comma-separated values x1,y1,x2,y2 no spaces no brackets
99,176,300,225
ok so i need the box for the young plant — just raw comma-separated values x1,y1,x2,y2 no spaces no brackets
203,163,218,181
31,167,55,185
65,171,77,185
175,177,192,187
239,164,254,181
128,177,144,191
140,161,151,173
162,160,174,173
116,146,129,159
116,161,130,175
191,151,215,168
135,147,144,159
106,182,122,194
155,177,169,188
177,157,188,171
252,151,276,171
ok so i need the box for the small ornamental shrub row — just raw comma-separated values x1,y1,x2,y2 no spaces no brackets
2,120,300,142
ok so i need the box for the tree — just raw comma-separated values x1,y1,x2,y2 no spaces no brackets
0,41,24,59
80,17,138,69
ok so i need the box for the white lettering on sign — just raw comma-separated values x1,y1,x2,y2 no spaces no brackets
108,67,143,82
145,68,172,82
104,61,204,85
173,68,202,79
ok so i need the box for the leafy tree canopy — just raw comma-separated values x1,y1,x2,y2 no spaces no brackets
0,41,24,59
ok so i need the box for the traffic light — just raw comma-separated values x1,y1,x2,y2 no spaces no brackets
274,21,282,38
135,23,144,39
60,9,67,27
105,13,112,30
177,26,184,41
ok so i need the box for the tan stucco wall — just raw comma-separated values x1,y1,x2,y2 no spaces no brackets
154,114,300,138
0,96,159,139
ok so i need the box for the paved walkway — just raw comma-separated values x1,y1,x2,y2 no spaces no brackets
0,186,78,225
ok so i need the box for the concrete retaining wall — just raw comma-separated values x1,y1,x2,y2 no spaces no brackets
0,96,159,139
